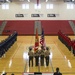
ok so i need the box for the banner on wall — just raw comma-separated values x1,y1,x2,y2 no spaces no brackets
15,14,24,17
31,14,40,17
47,14,59,17
47,14,56,17
31,14,43,17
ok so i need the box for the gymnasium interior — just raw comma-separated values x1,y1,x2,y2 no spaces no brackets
0,0,75,75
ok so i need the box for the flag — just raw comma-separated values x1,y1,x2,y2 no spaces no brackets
37,0,39,6
40,28,46,49
34,28,39,52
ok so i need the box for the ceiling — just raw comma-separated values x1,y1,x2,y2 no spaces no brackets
0,0,74,3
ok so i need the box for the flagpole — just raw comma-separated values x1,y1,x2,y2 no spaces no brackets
40,28,46,50
34,28,39,52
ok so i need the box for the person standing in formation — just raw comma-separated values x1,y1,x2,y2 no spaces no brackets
28,47,34,67
40,46,45,66
45,47,50,66
34,50,39,66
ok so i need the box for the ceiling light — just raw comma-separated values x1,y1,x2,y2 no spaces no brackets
28,0,30,2
46,0,48,2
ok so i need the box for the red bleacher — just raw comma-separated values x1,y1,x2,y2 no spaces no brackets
58,30,75,55
2,20,74,35
73,20,75,25
41,20,74,35
0,20,3,26
2,20,34,35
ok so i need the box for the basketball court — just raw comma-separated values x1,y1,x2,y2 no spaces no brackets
0,36,75,75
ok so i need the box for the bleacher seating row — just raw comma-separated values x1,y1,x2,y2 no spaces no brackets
0,31,18,57
2,20,34,35
58,30,75,56
2,20,74,35
41,20,74,35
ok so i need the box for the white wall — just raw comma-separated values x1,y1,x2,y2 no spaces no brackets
0,0,75,20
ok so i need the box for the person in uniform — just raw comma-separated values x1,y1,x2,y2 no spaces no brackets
28,47,34,67
72,43,75,56
34,50,39,66
39,47,45,66
45,47,50,66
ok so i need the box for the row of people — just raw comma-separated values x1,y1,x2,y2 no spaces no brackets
58,30,71,50
58,30,75,56
71,40,75,56
0,31,18,57
28,46,50,67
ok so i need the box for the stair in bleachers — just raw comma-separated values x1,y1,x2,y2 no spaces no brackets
0,20,7,35
34,20,42,35
68,20,75,34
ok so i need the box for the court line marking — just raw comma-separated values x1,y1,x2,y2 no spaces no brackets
24,45,29,73
53,41,75,74
1,42,22,73
49,57,54,73
11,43,23,59
53,41,66,59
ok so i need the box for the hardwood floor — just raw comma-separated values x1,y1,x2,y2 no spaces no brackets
0,36,75,75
